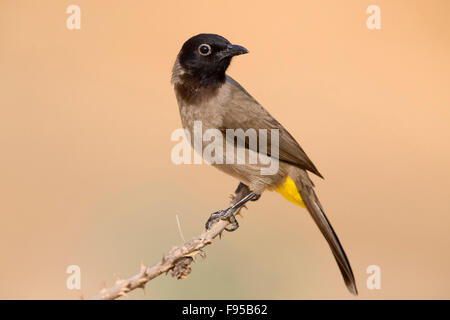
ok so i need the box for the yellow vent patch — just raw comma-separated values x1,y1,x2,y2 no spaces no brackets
275,176,306,208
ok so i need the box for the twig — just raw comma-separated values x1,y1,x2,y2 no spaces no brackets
89,185,251,300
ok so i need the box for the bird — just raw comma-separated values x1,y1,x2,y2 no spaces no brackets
171,33,357,295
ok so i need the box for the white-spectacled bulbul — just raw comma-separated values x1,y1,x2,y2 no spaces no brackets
172,33,357,295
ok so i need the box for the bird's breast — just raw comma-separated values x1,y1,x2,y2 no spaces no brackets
175,84,232,136
178,100,224,135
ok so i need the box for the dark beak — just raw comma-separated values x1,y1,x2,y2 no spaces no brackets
219,44,249,59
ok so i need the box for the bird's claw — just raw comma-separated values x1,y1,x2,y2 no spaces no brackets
205,208,239,232
205,212,220,230
224,215,239,232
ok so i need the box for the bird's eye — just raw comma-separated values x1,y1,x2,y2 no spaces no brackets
198,44,212,56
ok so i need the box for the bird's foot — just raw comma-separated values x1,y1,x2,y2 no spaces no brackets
205,208,239,232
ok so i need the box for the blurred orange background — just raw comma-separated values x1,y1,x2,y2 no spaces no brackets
1,0,449,299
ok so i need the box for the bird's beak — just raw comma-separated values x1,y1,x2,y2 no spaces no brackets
219,44,249,59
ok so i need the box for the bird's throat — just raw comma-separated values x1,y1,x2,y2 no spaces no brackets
174,73,223,105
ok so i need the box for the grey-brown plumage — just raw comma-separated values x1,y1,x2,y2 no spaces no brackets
172,33,357,295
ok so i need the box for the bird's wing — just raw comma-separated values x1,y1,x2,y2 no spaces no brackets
221,76,323,178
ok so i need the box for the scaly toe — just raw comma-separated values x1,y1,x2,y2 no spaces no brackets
205,211,221,230
224,215,239,232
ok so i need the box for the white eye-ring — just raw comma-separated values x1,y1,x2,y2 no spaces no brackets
198,44,212,56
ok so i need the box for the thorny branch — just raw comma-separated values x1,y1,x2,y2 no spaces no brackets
90,185,251,300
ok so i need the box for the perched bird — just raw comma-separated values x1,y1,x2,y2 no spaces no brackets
172,33,357,295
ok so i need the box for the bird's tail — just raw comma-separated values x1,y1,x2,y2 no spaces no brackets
276,174,358,295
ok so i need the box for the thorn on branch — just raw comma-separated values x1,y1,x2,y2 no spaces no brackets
89,186,252,300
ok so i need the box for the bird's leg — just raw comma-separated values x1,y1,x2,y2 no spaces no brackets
234,182,252,205
205,183,260,232
205,192,257,231
205,182,252,231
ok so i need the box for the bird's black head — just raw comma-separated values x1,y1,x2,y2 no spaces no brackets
177,34,248,87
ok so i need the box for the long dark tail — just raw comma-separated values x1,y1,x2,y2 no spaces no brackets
296,177,358,295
